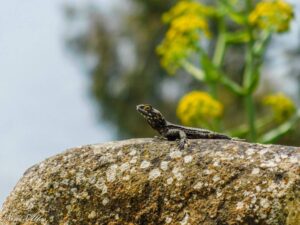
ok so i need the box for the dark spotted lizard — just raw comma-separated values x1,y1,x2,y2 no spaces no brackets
136,104,242,149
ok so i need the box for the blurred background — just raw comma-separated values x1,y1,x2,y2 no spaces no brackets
0,0,299,205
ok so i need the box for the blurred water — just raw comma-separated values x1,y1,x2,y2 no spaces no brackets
0,0,115,206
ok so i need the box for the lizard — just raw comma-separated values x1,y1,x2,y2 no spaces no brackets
136,104,242,149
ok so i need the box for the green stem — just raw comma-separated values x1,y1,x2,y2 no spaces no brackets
243,48,257,141
213,18,226,67
210,15,226,130
181,60,205,81
243,0,256,141
245,94,256,140
219,75,244,96
208,82,217,98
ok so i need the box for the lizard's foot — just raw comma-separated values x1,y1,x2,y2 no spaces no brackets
153,136,167,142
178,138,188,150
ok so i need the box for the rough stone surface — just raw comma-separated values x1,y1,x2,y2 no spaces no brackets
0,138,299,225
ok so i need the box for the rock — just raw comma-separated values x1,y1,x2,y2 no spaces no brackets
0,138,299,225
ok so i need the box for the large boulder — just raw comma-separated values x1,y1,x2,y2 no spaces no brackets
0,138,299,225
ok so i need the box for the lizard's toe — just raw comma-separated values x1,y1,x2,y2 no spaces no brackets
178,139,188,150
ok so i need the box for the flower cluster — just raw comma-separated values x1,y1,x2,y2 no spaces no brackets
157,0,214,74
176,91,223,126
263,93,296,122
249,0,294,33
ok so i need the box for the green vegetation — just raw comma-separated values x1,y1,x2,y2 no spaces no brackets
157,0,298,143
66,0,300,145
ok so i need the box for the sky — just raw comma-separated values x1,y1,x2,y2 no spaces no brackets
0,0,118,205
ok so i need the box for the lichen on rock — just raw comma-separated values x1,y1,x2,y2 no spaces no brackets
0,138,299,225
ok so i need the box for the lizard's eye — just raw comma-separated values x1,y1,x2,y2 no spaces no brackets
144,105,151,111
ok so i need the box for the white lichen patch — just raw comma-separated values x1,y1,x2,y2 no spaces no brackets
140,160,151,169
175,182,183,187
172,167,183,181
88,176,96,185
98,154,115,165
170,150,182,159
167,177,174,185
246,148,256,156
165,217,172,223
260,198,270,209
66,204,72,212
289,156,298,164
120,162,130,172
222,144,235,149
213,160,220,167
236,201,244,210
130,167,136,174
279,153,288,159
251,196,257,205
251,168,260,175
184,155,193,164
243,191,250,197
266,182,277,193
122,175,130,181
259,148,270,156
203,169,213,175
95,179,108,194
193,182,203,190
216,191,222,198
61,179,69,185
273,154,281,163
102,197,109,206
71,187,78,193
117,150,124,156
92,146,106,155
180,213,189,225
149,168,161,180
129,149,137,156
130,156,138,164
88,211,96,219
212,175,220,183
260,160,277,168
160,161,169,171
75,172,86,185
256,186,261,192
106,165,118,182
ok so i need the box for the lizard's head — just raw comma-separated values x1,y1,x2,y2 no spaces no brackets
136,104,166,130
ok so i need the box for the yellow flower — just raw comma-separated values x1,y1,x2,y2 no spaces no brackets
157,0,214,74
263,93,296,122
162,0,215,23
177,91,223,126
249,0,294,33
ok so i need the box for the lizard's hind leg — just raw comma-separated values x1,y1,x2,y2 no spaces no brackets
165,129,188,150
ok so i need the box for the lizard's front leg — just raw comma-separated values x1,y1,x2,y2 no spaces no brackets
165,129,188,150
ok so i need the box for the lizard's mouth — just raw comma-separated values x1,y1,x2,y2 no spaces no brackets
136,105,148,117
